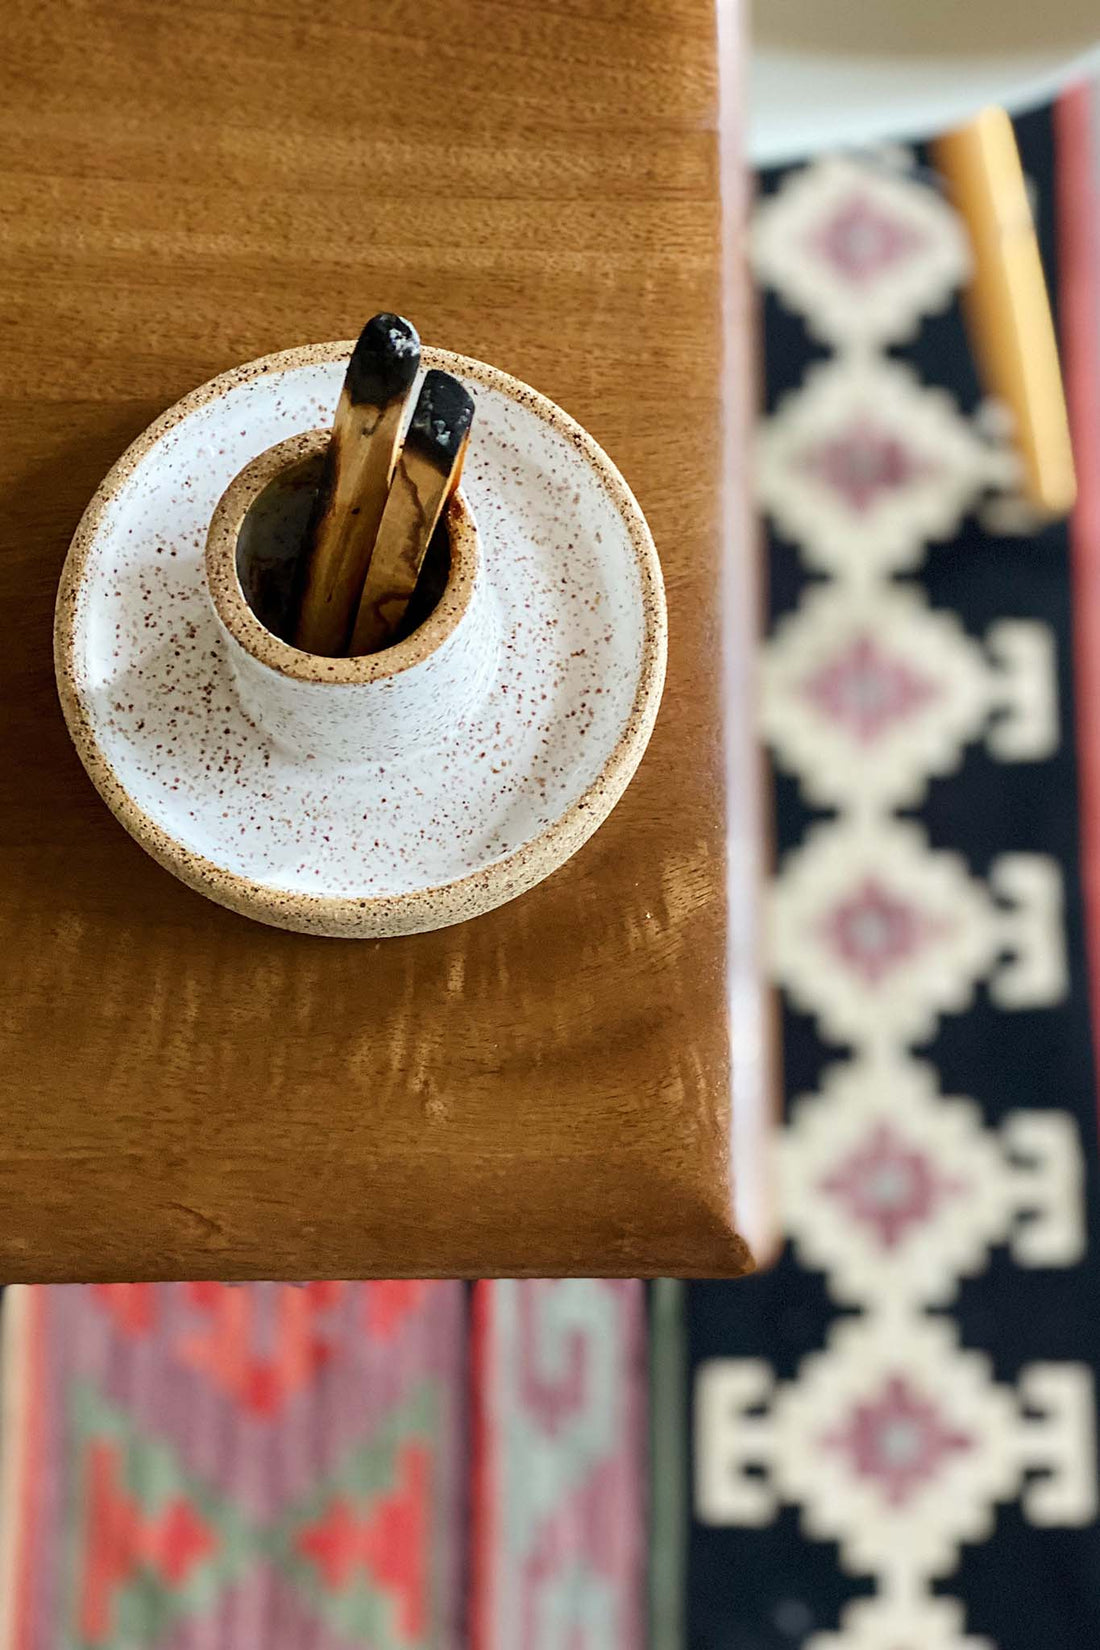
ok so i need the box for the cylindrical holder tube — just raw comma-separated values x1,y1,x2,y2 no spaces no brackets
204,430,498,765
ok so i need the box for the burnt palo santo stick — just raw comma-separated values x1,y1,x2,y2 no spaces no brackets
349,369,475,655
294,313,421,656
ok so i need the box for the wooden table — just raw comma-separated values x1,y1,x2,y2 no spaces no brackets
0,0,763,1280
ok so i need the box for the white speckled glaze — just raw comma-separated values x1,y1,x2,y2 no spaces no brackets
205,432,499,765
54,343,667,937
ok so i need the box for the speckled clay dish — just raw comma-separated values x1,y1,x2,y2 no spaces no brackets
54,343,667,937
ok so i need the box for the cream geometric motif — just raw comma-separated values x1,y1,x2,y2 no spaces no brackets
761,582,1059,809
756,355,1017,583
769,818,1067,1049
779,1053,1085,1308
695,1316,1097,1580
984,622,1059,761
987,855,1070,1010
806,1594,994,1650
752,154,970,348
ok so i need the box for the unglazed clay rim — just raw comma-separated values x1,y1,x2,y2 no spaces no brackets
205,427,480,683
54,341,668,937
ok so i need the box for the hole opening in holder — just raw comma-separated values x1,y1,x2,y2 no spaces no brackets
234,449,453,656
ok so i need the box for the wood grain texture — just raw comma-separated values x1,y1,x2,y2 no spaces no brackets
0,0,755,1280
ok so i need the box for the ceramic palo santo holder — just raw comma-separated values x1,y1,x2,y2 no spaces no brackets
55,343,667,937
205,430,495,766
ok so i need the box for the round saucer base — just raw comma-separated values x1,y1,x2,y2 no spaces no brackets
55,344,666,937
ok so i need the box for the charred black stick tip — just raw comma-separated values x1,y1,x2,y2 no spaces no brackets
405,370,475,471
344,313,421,407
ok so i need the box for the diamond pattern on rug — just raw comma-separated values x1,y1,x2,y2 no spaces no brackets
684,109,1100,1650
756,354,1014,579
0,1282,465,1650
752,153,970,346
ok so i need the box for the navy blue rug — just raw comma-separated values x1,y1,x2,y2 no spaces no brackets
682,101,1100,1650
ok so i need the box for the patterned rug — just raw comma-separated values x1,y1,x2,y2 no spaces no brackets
0,1278,647,1649
0,1283,468,1649
682,90,1100,1650
470,1280,646,1650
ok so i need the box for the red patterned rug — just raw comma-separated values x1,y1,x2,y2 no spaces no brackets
470,1279,646,1650
0,1282,467,1650
0,1279,647,1650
